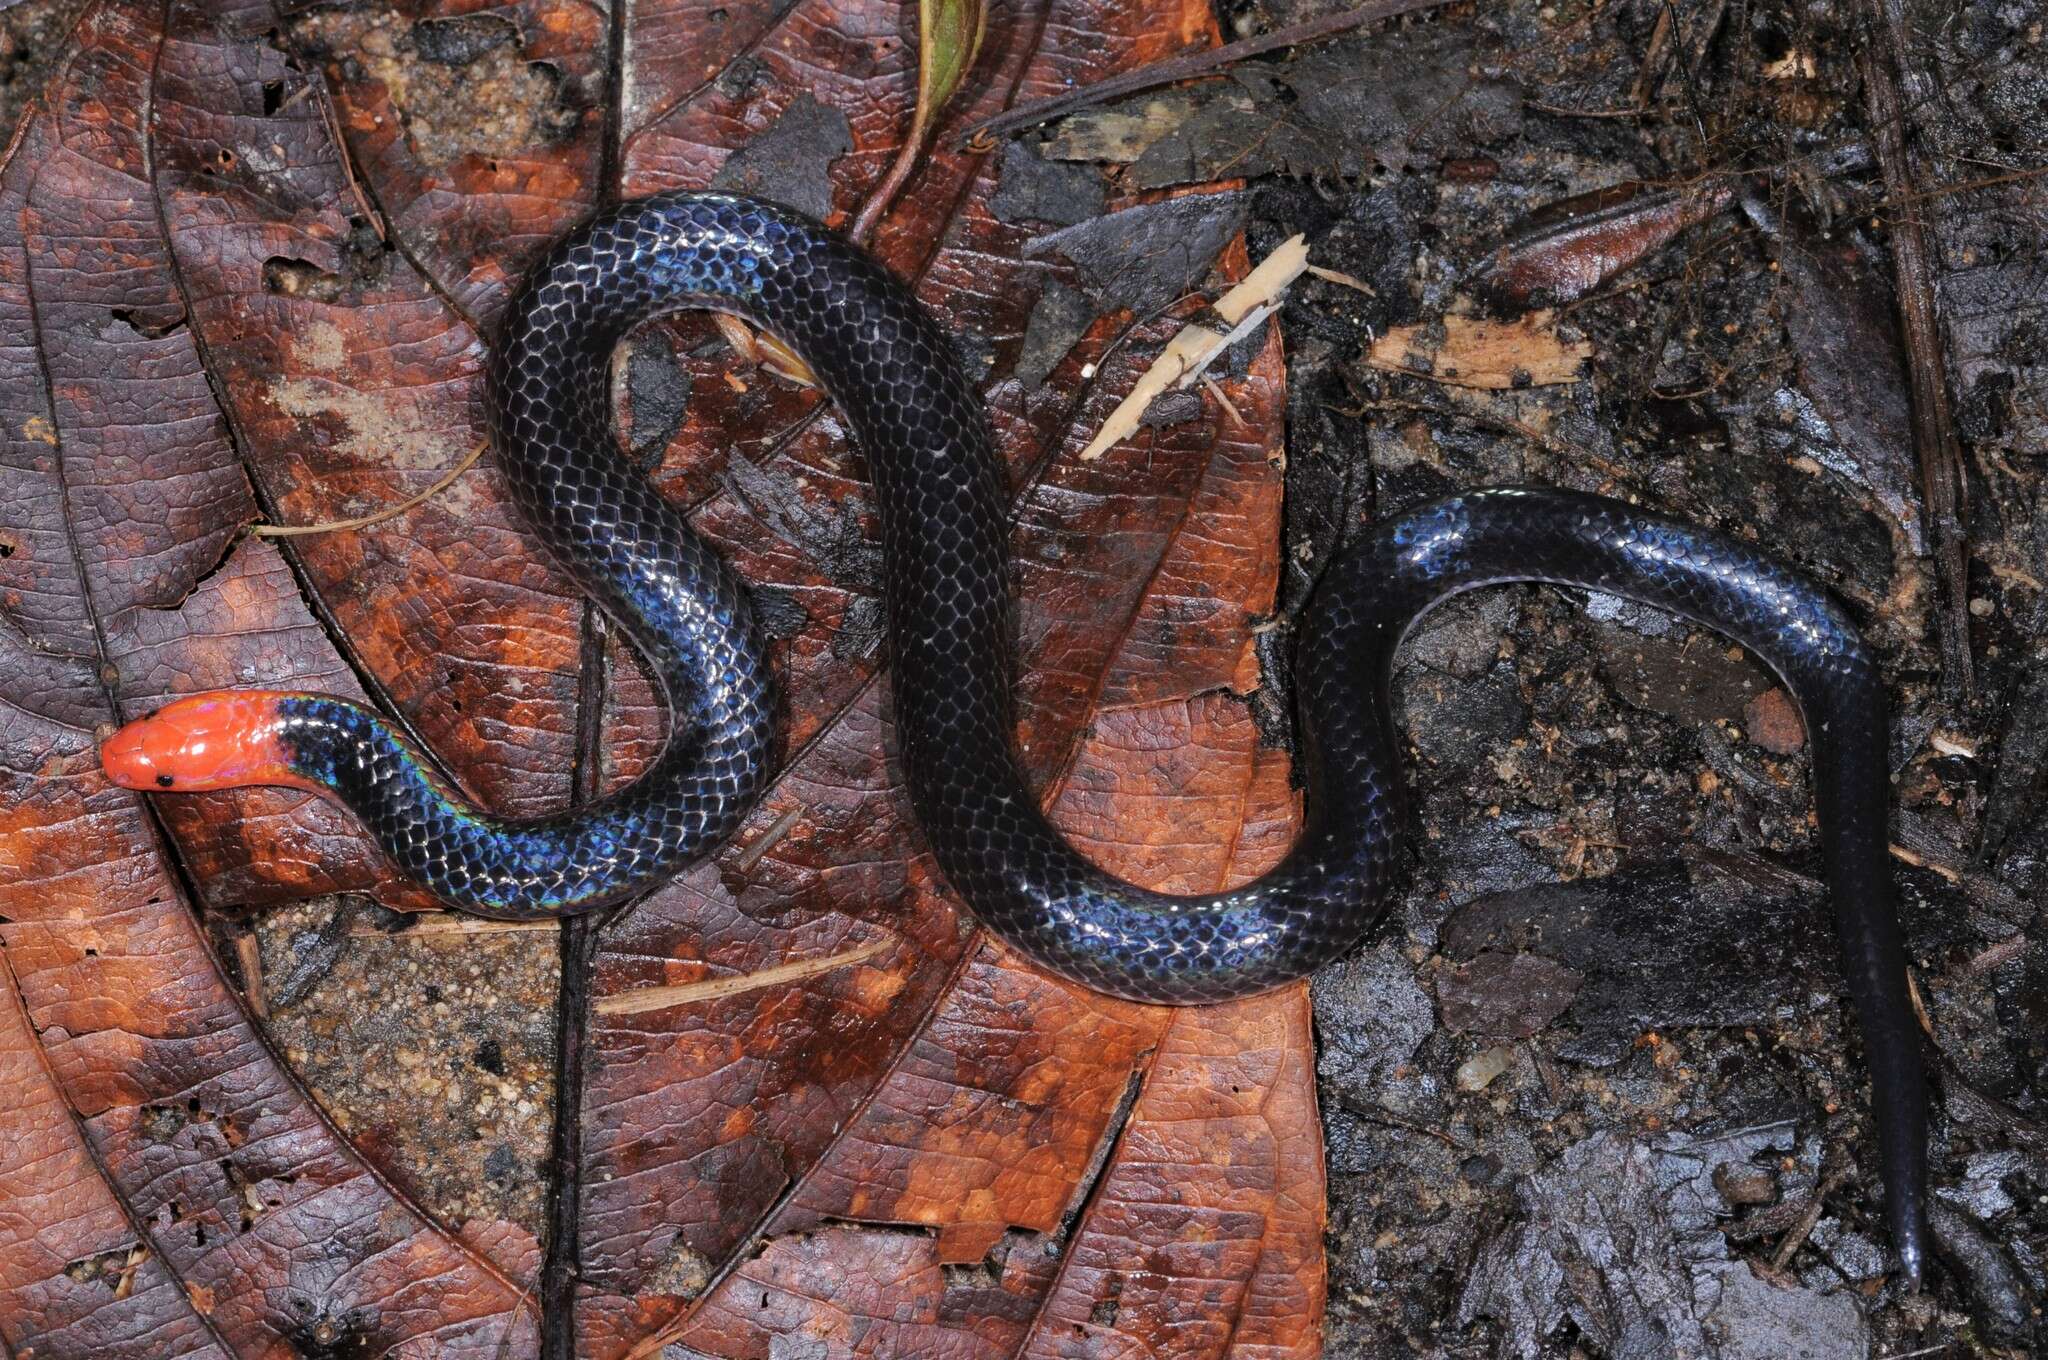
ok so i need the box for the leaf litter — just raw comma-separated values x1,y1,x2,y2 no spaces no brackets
0,0,2044,1357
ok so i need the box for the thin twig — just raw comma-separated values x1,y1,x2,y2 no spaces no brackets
596,937,894,1017
1889,841,1958,882
1900,162,2048,204
252,440,487,538
960,0,1453,142
852,134,931,245
1330,1093,1476,1153
350,917,560,939
1201,375,1246,429
1905,968,1935,1040
1524,99,1652,120
733,804,804,872
1965,934,2028,975
235,930,268,1020
309,70,386,242
1627,2,1676,110
1305,263,1376,295
1769,1166,1849,1272
1860,5,1974,700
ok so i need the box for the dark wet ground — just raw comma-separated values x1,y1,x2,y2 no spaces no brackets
0,0,87,149
1198,1,2043,1354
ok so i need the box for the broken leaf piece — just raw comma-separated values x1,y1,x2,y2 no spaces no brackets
1474,181,1733,311
1366,311,1590,390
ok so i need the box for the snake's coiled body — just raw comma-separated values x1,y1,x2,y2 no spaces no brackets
101,191,1928,1282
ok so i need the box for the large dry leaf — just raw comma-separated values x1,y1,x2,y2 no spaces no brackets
0,0,1324,1355
0,0,537,1352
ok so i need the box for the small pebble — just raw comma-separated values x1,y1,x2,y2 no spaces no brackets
1712,1161,1778,1206
1455,1045,1515,1091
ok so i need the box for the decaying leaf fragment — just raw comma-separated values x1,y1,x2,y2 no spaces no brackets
1474,180,1734,311
1366,310,1591,390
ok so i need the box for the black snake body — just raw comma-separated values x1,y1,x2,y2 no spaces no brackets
102,191,1929,1283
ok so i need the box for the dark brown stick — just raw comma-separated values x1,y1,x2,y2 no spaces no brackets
541,609,617,1358
1860,2,1974,700
960,0,1453,143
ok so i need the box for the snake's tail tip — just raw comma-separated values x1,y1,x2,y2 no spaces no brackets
1896,1252,1923,1295
101,691,304,793
1893,1206,1929,1293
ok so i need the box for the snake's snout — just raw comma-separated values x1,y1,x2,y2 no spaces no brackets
101,692,301,792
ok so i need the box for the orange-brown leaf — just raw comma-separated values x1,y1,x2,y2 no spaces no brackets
0,1,1321,1356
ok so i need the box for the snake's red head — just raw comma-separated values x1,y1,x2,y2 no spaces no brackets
101,692,313,793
